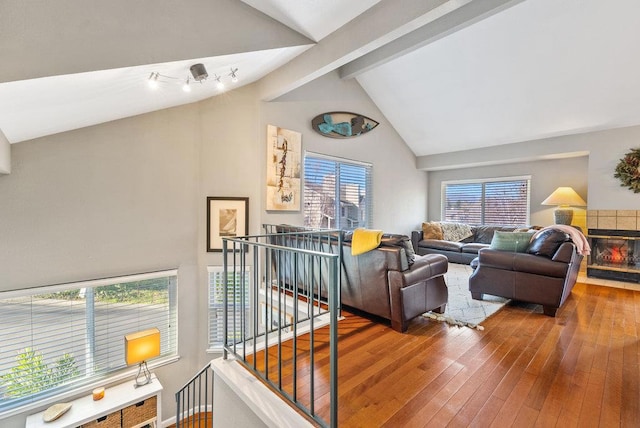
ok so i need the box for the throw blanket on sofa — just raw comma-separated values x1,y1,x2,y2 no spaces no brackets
351,228,383,255
533,224,591,256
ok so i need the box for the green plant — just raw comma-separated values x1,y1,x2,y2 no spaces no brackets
1,348,79,398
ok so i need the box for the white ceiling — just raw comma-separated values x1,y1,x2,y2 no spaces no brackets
356,0,640,156
2,0,640,159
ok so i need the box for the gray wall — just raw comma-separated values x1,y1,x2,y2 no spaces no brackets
0,103,203,427
261,71,428,235
427,156,589,227
419,124,640,211
0,72,426,427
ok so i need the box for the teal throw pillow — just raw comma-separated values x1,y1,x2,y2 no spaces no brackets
490,231,534,253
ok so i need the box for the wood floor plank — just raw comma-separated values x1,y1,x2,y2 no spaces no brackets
237,281,640,427
621,333,640,427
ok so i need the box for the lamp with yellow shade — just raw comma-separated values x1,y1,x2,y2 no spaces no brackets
124,328,160,388
541,187,587,225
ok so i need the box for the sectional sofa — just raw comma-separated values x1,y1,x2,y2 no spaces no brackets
411,224,524,264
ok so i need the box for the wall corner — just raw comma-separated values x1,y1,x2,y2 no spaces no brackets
0,129,10,174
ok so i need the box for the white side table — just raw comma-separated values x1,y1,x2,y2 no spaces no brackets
25,375,162,428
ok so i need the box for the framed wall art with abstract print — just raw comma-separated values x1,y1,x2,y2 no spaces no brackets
266,124,301,211
206,196,248,252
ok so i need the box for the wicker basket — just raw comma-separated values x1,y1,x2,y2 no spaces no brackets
122,396,157,427
82,411,121,428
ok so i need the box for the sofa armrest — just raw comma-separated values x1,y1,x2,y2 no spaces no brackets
552,242,576,263
388,253,448,332
400,253,448,285
411,230,423,253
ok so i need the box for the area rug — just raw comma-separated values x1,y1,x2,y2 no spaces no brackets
423,263,510,329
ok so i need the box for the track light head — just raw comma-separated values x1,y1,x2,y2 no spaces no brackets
190,63,208,82
214,75,225,90
230,68,238,83
182,78,191,92
147,72,159,89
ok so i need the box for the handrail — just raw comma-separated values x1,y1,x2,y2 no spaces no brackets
174,362,213,427
221,225,341,428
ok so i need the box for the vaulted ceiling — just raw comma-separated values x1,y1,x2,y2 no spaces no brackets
2,0,640,157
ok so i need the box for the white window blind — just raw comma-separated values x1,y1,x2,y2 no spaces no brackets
303,153,372,230
0,271,177,412
443,177,530,225
208,266,250,351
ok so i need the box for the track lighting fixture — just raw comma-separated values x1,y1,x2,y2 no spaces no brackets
146,64,238,93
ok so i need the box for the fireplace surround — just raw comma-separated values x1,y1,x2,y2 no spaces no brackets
587,210,640,283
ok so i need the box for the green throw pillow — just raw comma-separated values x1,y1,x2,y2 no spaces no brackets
490,231,535,253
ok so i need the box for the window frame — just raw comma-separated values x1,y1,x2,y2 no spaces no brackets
0,270,178,418
441,175,531,225
303,151,373,230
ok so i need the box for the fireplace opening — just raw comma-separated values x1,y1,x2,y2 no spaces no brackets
588,229,640,282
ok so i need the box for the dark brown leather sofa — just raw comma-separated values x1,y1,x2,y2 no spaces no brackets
270,226,449,332
468,230,583,316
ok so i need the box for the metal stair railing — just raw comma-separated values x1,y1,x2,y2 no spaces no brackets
222,225,340,428
174,362,214,428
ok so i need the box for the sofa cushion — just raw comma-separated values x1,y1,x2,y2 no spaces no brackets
461,243,489,254
490,231,535,253
472,225,518,244
422,222,444,240
439,222,473,242
420,239,464,252
527,229,571,258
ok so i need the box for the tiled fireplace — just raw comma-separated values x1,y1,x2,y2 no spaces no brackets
587,210,640,282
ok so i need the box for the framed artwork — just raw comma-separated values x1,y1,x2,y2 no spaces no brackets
266,124,301,211
206,197,249,252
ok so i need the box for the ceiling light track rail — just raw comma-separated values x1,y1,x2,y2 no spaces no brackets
147,63,239,93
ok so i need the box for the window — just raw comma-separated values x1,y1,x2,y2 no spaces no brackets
0,270,177,412
303,153,372,230
208,266,250,351
442,177,530,225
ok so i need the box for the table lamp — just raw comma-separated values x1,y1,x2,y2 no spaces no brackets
124,328,160,388
541,187,587,225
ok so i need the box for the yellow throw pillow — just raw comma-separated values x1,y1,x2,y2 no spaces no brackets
422,222,444,240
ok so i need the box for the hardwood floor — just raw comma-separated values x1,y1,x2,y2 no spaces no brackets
250,281,640,427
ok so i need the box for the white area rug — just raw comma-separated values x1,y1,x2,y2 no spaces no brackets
423,263,510,328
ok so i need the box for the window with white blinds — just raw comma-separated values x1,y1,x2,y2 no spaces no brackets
303,153,372,230
0,270,177,412
208,266,250,351
442,177,530,226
